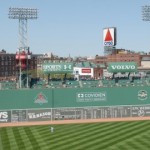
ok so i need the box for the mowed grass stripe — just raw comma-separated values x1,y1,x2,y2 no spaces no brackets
44,121,128,143
58,122,150,149
126,141,142,150
101,122,150,147
140,134,150,147
36,123,115,149
23,127,42,150
88,121,150,150
6,128,19,150
72,121,149,149
109,131,150,150
97,121,149,148
48,121,139,150
108,144,129,150
1,120,150,150
37,120,128,147
133,138,150,150
104,135,146,150
30,127,50,149
12,127,26,150
38,121,125,149
130,134,150,149
77,121,144,148
0,128,4,150
65,121,141,149
18,127,34,150
0,128,11,150
39,122,150,149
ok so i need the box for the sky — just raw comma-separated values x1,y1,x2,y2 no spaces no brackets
1,0,150,57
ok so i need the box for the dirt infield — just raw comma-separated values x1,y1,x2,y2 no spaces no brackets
0,117,150,128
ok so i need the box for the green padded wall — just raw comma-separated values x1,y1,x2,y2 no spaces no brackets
0,86,150,110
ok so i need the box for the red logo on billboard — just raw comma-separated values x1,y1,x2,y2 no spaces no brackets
82,69,91,73
104,29,113,41
34,92,48,105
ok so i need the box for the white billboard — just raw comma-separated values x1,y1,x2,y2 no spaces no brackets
103,27,116,46
73,67,94,77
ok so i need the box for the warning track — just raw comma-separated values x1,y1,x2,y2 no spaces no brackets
0,117,150,128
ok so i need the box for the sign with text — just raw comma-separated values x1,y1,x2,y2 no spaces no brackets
103,27,116,46
0,110,11,123
82,68,91,73
42,63,73,73
108,62,137,73
28,109,52,121
76,92,107,102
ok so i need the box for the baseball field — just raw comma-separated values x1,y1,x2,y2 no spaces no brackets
0,120,150,150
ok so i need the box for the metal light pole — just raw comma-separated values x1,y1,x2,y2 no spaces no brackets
8,7,38,88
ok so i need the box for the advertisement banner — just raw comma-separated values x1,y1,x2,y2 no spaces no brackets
42,63,73,73
28,109,52,121
103,27,116,46
131,105,150,117
82,69,91,73
0,110,11,123
108,62,137,73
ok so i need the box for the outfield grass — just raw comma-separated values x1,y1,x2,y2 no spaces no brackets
0,120,150,150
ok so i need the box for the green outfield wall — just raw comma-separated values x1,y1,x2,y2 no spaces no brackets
0,89,53,109
0,86,150,123
53,87,150,107
0,86,150,110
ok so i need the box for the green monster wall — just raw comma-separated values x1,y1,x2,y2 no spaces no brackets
0,86,150,110
0,89,53,109
53,86,150,107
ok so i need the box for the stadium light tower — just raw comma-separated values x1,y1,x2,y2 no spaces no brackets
142,5,150,21
8,7,38,88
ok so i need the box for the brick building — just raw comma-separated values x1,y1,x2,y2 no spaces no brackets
94,50,141,67
0,50,38,81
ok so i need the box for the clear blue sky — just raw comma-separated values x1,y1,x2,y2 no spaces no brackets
1,0,150,57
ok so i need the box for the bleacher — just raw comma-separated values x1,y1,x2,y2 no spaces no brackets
65,80,80,88
81,80,100,88
1,76,150,90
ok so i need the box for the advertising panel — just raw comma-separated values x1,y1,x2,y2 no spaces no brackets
82,69,91,73
28,109,51,121
73,67,94,77
76,92,107,102
103,27,116,46
0,110,11,123
42,63,73,73
131,105,150,117
108,62,137,73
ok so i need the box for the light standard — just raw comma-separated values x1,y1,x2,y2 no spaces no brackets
8,7,38,88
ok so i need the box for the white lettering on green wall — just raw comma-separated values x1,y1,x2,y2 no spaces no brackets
111,65,135,70
76,92,106,102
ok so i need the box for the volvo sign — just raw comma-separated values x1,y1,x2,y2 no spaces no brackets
108,62,137,73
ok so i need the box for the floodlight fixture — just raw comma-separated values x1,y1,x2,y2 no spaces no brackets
142,5,150,21
9,7,38,20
